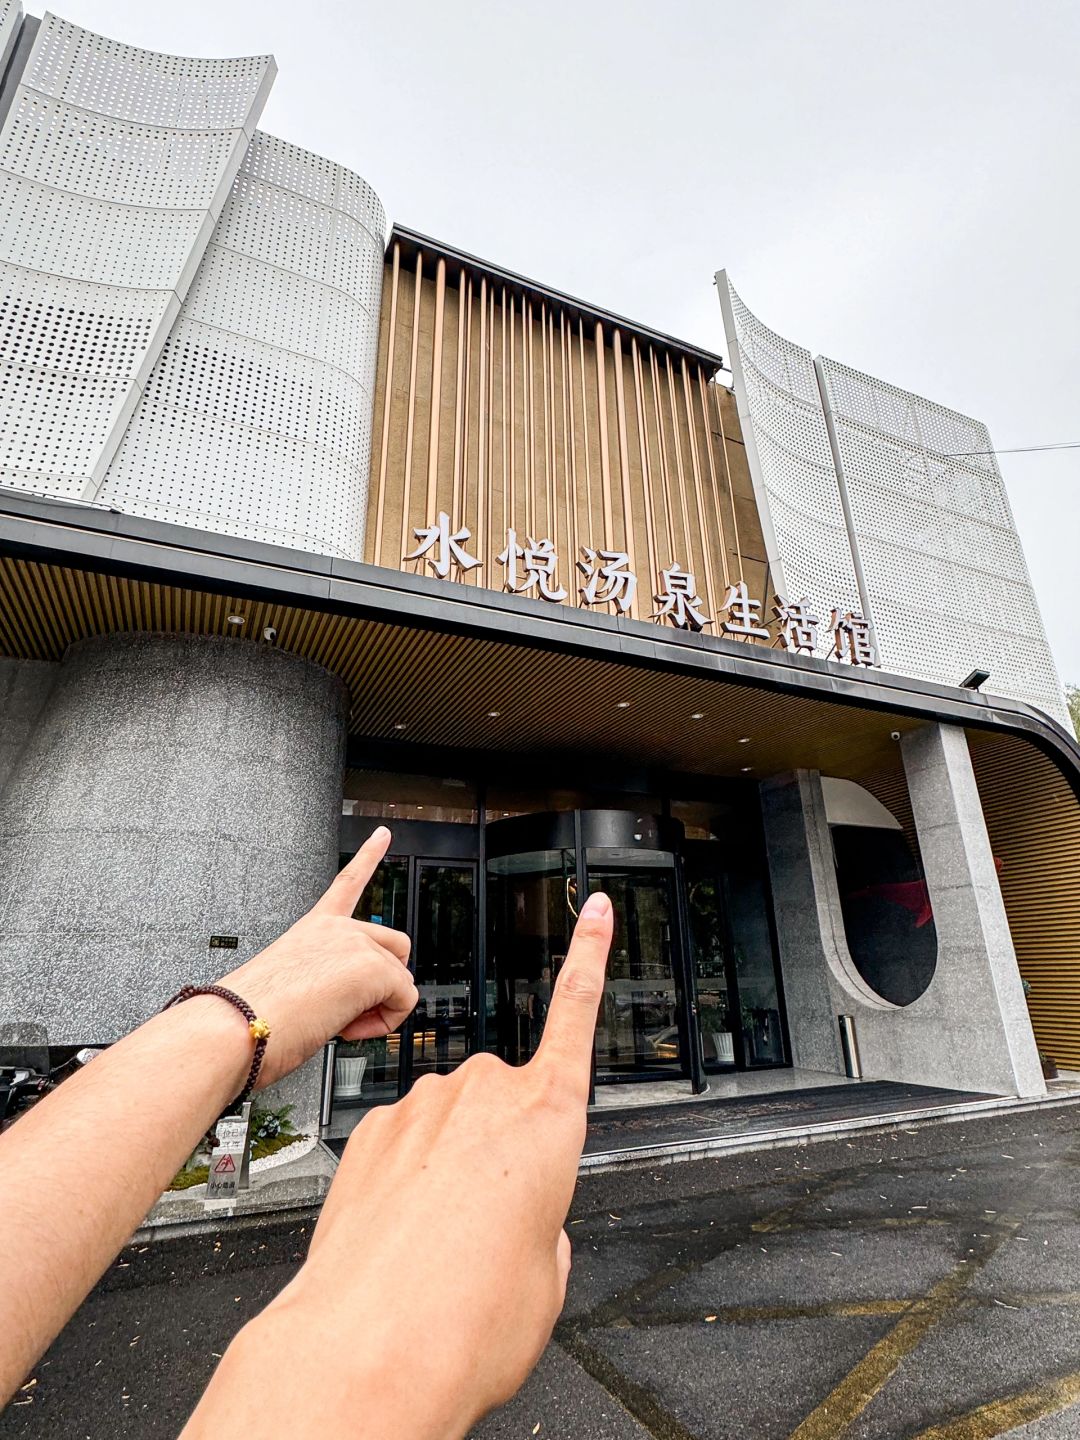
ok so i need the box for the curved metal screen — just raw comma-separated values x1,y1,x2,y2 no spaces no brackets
818,357,1068,726
0,13,275,499
0,0,20,77
720,277,1069,728
720,276,862,657
99,132,388,558
0,13,387,561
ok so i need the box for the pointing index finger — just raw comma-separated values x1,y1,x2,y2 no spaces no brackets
315,826,392,918
534,891,613,1104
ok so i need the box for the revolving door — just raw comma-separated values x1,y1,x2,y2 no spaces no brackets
486,811,699,1086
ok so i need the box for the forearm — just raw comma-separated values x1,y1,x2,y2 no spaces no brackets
0,997,250,1401
182,1289,474,1440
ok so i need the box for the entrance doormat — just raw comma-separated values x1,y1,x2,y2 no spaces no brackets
582,1080,992,1157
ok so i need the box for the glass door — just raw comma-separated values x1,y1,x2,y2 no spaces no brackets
684,840,788,1071
486,847,575,1066
332,852,479,1120
586,849,685,1079
342,855,411,1105
486,812,693,1086
685,865,739,1070
406,861,477,1086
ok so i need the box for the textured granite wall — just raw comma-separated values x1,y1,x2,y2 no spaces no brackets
761,727,1044,1098
0,633,348,1129
0,658,58,799
900,724,1044,1097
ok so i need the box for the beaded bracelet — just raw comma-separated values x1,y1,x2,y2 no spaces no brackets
162,984,271,1113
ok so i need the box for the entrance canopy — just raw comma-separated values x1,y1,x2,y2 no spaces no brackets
1,492,1078,1065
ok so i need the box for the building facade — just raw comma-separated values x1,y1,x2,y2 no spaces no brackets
1,8,1079,1141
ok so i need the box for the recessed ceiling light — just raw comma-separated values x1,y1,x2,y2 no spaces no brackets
388,802,395,807
690,712,705,720
738,736,751,744
393,723,406,731
416,805,424,811
226,614,245,626
740,766,753,773
616,701,630,709
487,710,502,718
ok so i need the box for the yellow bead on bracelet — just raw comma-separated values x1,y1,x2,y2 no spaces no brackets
249,1018,271,1041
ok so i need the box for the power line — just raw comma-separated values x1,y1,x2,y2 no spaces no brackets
946,441,1080,458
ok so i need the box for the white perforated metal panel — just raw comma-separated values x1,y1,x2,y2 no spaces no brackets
99,130,388,559
718,275,1069,728
818,357,1069,726
0,0,21,79
0,12,274,498
720,276,862,656
24,12,272,127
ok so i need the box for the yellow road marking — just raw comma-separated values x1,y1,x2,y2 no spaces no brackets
715,1298,910,1324
612,1297,913,1332
787,1227,1015,1440
908,1369,1080,1438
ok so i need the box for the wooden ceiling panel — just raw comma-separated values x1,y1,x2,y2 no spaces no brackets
0,554,921,783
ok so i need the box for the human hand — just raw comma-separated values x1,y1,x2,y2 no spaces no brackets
215,827,418,1089
186,890,614,1440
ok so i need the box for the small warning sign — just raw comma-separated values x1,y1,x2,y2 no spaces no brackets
204,1101,252,1205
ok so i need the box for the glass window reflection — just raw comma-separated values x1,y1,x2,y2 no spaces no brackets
335,855,410,1109
586,849,681,1077
686,841,786,1071
486,849,574,1064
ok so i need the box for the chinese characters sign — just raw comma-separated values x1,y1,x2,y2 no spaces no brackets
404,514,876,666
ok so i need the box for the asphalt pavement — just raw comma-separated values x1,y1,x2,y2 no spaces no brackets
5,1104,1080,1439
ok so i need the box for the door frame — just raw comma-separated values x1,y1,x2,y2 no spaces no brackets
399,855,480,1095
683,838,790,1075
585,853,697,1088
486,810,698,1090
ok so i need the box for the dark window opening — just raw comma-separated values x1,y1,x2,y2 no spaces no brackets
832,824,937,1006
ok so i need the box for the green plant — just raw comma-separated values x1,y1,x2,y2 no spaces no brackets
740,1002,759,1032
167,1104,302,1192
249,1103,295,1150
698,1003,729,1032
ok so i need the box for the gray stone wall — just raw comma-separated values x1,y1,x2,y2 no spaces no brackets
0,633,348,1129
761,724,1044,1099
0,657,58,798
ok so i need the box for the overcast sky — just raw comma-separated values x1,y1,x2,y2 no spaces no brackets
58,0,1080,686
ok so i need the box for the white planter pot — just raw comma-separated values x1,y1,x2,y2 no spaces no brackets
334,1055,368,1098
709,1031,735,1064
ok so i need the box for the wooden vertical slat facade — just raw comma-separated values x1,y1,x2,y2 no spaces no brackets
967,731,1080,1071
366,240,769,627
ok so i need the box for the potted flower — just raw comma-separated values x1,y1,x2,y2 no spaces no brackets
698,1002,734,1065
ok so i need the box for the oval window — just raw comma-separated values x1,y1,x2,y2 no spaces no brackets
831,824,937,1006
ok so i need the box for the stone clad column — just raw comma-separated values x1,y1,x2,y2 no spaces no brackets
759,773,847,1077
900,722,1044,1098
761,727,1044,1098
0,633,348,1129
0,658,57,796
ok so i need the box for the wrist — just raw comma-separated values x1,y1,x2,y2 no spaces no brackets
218,1295,474,1440
151,995,254,1111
